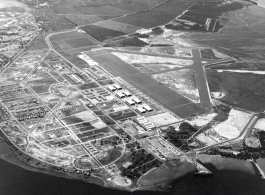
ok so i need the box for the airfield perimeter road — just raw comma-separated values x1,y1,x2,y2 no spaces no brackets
85,48,224,118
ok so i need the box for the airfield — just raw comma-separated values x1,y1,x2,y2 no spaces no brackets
84,48,233,118
1,0,265,191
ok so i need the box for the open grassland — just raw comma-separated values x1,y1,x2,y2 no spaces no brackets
206,69,265,112
186,5,265,61
65,38,96,48
92,20,140,34
50,32,98,51
80,25,126,42
71,0,197,41
63,15,105,26
114,0,196,28
49,0,167,15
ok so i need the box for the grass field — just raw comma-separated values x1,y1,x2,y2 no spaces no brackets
92,20,140,34
75,5,133,16
206,69,265,112
114,0,196,28
80,25,126,42
27,77,57,94
63,15,103,26
50,31,94,42
65,38,96,48
57,51,92,69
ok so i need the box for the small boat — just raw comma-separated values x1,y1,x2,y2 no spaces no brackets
194,170,213,177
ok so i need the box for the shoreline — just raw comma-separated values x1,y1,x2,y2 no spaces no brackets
0,140,105,187
1,139,265,193
0,139,160,192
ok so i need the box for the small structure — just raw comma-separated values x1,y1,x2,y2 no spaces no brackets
123,91,132,97
113,84,122,90
143,104,153,112
132,97,142,104
136,107,146,114
116,92,125,98
125,99,135,106
106,85,116,91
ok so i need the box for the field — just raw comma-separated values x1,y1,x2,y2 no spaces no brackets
27,65,52,81
146,112,181,127
38,0,198,42
166,0,245,32
92,20,140,34
112,52,193,66
58,105,88,118
152,69,200,103
108,109,136,121
63,15,104,26
76,127,113,142
97,99,128,113
50,84,71,97
27,77,58,94
50,32,99,51
28,33,49,50
69,122,95,134
60,114,97,126
34,10,76,32
59,51,93,69
80,25,126,42
104,37,148,47
115,0,196,28
65,38,96,48
206,69,265,112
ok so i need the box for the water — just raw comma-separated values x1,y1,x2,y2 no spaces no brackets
0,155,264,195
0,158,129,195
